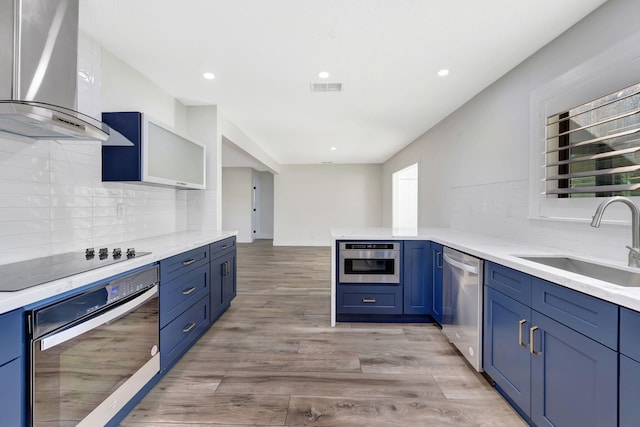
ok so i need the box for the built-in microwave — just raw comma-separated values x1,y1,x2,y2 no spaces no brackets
338,241,401,284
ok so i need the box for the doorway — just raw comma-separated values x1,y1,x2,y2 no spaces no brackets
392,163,418,229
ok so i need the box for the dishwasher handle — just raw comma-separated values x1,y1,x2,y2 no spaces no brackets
443,253,478,275
40,285,158,351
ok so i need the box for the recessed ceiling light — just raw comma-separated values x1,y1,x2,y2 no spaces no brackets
437,69,450,77
330,146,337,151
318,71,330,79
203,72,215,80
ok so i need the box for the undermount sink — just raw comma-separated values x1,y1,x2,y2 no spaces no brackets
517,256,640,287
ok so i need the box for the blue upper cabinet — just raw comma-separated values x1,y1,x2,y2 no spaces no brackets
431,242,443,324
102,112,206,189
402,241,432,315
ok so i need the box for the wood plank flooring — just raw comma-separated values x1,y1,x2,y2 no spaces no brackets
121,240,526,426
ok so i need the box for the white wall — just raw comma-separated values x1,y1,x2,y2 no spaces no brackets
274,164,382,246
256,171,274,239
222,168,254,242
186,105,221,232
382,0,640,263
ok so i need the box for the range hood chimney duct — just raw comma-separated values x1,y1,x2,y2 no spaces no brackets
0,0,128,145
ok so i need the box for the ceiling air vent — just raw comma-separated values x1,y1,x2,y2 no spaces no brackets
311,83,343,92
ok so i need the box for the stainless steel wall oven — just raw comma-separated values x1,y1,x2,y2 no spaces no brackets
27,265,160,427
338,241,401,284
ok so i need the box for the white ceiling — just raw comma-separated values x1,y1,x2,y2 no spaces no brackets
79,0,607,166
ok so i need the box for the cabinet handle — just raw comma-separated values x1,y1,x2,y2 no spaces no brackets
182,322,197,333
182,286,196,296
362,298,377,303
518,319,527,347
437,251,443,269
221,261,229,276
221,244,230,249
182,258,197,266
529,326,541,355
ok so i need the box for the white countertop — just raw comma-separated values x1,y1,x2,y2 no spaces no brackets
330,227,640,324
0,230,237,315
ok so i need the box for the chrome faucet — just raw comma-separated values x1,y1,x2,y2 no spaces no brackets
591,196,640,267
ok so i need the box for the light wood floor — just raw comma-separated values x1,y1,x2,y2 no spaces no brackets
121,240,526,426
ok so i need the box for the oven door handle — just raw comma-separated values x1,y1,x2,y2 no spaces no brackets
40,285,158,351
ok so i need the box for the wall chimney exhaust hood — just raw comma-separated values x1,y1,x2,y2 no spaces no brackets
0,0,129,145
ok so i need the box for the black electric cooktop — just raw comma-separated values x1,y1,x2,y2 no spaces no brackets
0,248,151,292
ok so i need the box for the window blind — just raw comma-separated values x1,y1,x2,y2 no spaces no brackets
545,82,640,197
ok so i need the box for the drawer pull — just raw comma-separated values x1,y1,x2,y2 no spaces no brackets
182,322,197,333
182,258,197,266
362,298,377,303
182,286,196,296
221,244,230,249
529,326,541,355
518,319,527,347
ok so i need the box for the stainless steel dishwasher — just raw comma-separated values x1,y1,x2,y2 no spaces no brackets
442,246,484,372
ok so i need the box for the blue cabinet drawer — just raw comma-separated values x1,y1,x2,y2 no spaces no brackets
160,264,210,328
485,262,532,305
160,245,209,283
337,285,402,315
160,296,209,370
620,307,640,361
210,236,236,257
0,309,23,364
531,278,618,350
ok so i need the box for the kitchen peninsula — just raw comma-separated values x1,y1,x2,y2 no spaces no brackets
331,227,640,426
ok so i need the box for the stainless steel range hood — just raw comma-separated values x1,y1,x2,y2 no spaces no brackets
0,0,127,144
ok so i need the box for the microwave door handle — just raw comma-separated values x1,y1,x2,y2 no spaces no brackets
442,254,478,275
40,285,158,351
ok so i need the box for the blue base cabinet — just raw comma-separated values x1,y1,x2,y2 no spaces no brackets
483,262,618,427
210,237,237,322
530,311,617,427
159,245,211,371
403,241,432,315
620,355,640,427
484,286,531,417
0,309,24,427
336,240,435,322
431,243,443,324
620,307,640,427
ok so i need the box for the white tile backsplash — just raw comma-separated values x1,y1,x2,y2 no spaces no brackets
0,137,191,264
449,179,634,263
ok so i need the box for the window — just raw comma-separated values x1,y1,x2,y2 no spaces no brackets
545,82,640,198
529,31,640,221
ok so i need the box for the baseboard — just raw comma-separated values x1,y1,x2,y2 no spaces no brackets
272,239,331,247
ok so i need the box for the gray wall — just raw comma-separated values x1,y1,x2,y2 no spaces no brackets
382,0,640,262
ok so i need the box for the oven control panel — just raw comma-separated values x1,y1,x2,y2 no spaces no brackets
32,265,159,339
105,266,159,304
